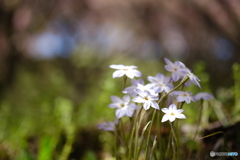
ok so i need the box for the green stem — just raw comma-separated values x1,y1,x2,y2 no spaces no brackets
128,125,135,159
136,120,152,158
134,121,139,159
113,130,119,159
122,75,127,90
169,122,179,160
188,100,203,159
145,109,157,159
59,125,75,160
166,129,172,159
156,110,162,159
193,100,203,141
117,119,127,148
134,109,146,159
128,107,142,159
149,135,158,160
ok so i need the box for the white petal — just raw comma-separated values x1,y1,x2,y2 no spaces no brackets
176,96,185,103
128,65,138,69
156,73,164,79
175,61,182,67
163,85,172,93
143,101,151,110
192,79,201,88
126,109,134,117
132,79,143,86
125,71,135,79
131,79,139,86
161,114,169,122
164,58,173,67
164,66,172,72
123,95,130,103
128,103,138,109
176,109,184,114
135,89,147,97
172,72,180,82
116,109,126,119
186,98,191,104
161,108,170,114
132,70,142,77
176,114,186,119
109,64,125,69
169,104,177,111
111,96,122,103
113,70,125,78
154,86,163,93
123,86,134,93
109,103,119,108
147,76,156,83
151,101,159,110
169,115,176,122
132,96,145,103
150,94,159,100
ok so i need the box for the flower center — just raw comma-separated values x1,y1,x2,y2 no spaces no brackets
173,68,177,71
159,84,164,87
144,97,149,100
183,94,188,97
121,104,125,107
171,113,175,116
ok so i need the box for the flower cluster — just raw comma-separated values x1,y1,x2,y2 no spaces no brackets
99,58,213,131
98,58,214,160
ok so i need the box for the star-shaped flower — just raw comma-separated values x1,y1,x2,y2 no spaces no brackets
147,73,173,93
109,95,138,119
109,64,142,79
123,79,145,97
164,58,186,82
173,91,195,104
132,90,159,110
161,104,186,122
179,62,201,88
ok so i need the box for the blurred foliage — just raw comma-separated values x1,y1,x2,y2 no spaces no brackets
0,0,240,159
0,54,240,159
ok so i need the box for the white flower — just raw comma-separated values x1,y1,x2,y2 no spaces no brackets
132,90,159,110
147,73,173,93
136,83,153,93
161,104,186,122
173,91,195,104
109,64,142,79
123,79,154,97
123,79,145,97
164,58,186,82
179,62,201,88
194,92,214,101
109,95,138,119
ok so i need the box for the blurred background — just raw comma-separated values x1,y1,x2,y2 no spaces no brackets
0,0,240,159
